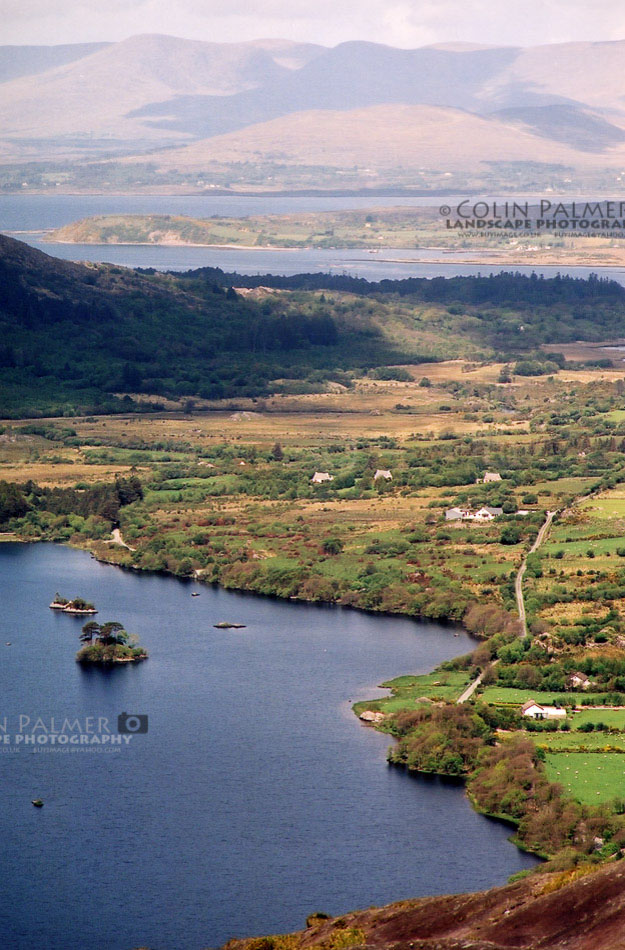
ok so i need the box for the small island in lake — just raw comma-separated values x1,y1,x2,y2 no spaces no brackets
76,620,148,664
213,621,247,629
50,593,97,615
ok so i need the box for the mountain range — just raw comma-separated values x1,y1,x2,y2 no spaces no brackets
4,34,625,186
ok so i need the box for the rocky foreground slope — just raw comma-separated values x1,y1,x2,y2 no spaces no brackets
223,862,625,950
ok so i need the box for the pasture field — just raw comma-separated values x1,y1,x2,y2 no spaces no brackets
532,732,625,752
479,687,573,706
545,752,625,805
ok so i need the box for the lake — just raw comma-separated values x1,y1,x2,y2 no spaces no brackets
0,542,538,950
3,193,625,283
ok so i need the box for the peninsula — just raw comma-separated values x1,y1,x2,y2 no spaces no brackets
47,209,625,269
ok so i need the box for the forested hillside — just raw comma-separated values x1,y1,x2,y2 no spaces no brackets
2,233,625,416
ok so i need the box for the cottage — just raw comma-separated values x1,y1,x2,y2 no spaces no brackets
483,471,502,483
568,672,591,690
373,469,392,481
521,699,567,720
473,506,503,521
311,472,334,484
446,506,502,522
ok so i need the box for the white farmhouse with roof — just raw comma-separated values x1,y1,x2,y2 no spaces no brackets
483,471,502,482
568,672,591,690
373,469,392,481
311,472,334,484
445,506,503,522
474,506,504,521
521,700,567,720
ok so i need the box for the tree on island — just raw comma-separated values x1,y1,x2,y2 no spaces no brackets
76,620,147,664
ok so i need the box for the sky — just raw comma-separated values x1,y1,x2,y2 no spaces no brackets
2,0,625,48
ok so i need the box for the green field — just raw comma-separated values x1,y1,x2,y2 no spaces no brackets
542,536,625,558
545,752,625,804
580,495,625,519
479,687,572,706
532,731,625,752
354,670,472,716
570,709,625,728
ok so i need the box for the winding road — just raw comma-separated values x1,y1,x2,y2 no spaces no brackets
457,509,556,703
515,510,556,639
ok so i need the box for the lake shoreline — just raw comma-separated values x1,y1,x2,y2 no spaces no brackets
0,539,536,948
86,537,555,864
21,534,551,864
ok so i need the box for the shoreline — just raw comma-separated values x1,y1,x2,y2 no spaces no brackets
36,235,625,268
7,534,546,863
84,537,549,864
9,530,607,886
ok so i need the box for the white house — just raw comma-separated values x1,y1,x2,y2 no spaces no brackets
311,472,334,484
483,471,502,483
445,506,503,522
473,506,504,521
521,700,567,720
568,672,591,690
374,469,392,481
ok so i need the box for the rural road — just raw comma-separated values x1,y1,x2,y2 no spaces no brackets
515,510,556,638
458,509,555,704
109,528,135,551
457,668,488,704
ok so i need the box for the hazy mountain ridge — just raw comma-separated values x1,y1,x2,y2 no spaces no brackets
0,34,326,154
0,42,110,85
134,103,602,173
4,34,625,183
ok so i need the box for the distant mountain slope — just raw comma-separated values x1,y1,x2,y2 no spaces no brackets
0,42,109,84
135,103,614,171
4,34,625,184
480,39,625,113
0,34,325,151
131,41,521,138
491,104,625,151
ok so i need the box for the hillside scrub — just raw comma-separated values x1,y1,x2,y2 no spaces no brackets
387,704,625,861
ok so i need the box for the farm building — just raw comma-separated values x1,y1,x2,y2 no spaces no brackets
311,472,334,484
474,506,504,521
568,672,591,690
373,469,392,481
521,700,567,720
446,506,503,522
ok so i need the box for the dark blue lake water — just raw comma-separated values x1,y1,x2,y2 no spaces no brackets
0,542,538,950
3,194,625,283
